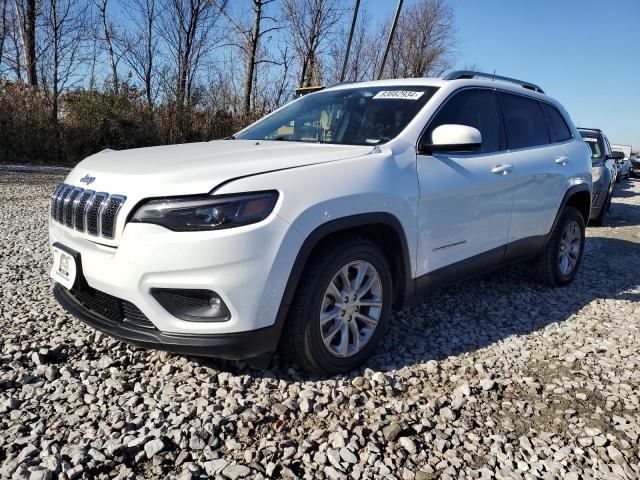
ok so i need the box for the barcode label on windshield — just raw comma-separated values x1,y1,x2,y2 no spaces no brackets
373,90,425,100
583,137,598,142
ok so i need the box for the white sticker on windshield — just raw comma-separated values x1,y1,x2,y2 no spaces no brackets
583,137,598,143
373,90,425,100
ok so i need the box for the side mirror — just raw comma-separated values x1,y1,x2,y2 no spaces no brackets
418,124,482,155
608,151,624,160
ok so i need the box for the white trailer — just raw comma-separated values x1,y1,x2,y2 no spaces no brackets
611,144,632,158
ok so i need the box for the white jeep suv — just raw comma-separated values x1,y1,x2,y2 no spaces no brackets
49,71,592,374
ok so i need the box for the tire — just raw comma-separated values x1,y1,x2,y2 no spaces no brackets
281,238,393,374
531,207,585,287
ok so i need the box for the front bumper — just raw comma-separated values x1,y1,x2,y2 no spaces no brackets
49,212,304,336
54,284,280,359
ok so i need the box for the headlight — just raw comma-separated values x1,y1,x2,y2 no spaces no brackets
130,191,278,231
591,167,603,183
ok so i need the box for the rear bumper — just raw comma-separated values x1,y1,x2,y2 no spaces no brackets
54,283,280,360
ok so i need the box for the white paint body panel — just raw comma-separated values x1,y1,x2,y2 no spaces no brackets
416,149,517,274
49,76,591,336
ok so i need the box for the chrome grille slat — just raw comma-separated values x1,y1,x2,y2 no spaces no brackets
101,195,126,239
50,183,126,240
87,192,108,236
64,187,83,227
55,185,73,222
50,184,65,216
74,190,94,232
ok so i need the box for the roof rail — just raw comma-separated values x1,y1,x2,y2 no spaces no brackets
577,127,602,133
443,70,545,94
294,85,324,96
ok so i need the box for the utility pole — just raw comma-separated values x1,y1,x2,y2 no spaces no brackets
377,0,403,80
339,0,360,83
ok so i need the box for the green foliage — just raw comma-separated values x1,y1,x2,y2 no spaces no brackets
0,80,245,167
61,88,158,162
0,81,58,164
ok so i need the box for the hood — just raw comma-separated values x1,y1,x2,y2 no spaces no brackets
56,139,372,246
67,140,372,196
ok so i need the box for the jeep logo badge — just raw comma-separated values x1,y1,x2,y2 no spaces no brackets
80,174,96,185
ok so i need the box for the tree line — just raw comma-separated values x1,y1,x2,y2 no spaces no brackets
0,0,456,166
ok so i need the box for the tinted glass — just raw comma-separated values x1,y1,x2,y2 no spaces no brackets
236,86,438,146
579,131,604,162
425,89,500,153
499,93,550,149
542,103,572,142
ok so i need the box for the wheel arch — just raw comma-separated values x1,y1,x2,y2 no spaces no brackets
281,213,413,310
547,183,591,240
267,213,414,354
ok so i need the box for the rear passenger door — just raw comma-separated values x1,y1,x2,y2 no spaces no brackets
497,92,567,242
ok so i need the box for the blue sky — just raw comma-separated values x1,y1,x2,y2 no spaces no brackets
367,0,640,148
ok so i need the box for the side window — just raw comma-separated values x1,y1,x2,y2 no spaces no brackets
499,92,551,149
603,136,612,156
425,89,500,153
542,103,572,142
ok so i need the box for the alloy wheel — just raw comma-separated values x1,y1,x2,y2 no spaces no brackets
558,220,582,276
319,260,383,358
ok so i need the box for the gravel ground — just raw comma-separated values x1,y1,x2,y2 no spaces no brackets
1,171,639,480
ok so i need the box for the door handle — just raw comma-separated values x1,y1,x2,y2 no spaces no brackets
491,164,513,175
555,156,569,165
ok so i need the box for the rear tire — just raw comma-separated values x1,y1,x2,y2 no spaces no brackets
531,207,585,287
280,238,393,374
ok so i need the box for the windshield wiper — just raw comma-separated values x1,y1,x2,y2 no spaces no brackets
224,135,236,140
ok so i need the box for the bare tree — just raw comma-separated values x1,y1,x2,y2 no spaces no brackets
0,0,8,65
160,0,226,140
94,0,123,92
40,0,91,123
123,0,159,106
283,0,344,88
1,3,24,78
326,7,377,83
217,0,279,118
14,0,37,85
383,0,455,79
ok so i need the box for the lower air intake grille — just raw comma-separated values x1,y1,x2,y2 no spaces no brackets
67,285,156,330
122,301,156,329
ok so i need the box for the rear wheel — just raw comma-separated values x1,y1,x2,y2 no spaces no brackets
531,207,585,287
281,238,393,374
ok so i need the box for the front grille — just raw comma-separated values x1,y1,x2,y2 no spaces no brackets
67,285,156,330
50,184,126,239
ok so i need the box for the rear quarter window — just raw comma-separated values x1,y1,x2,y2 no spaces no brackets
542,103,572,142
499,92,551,149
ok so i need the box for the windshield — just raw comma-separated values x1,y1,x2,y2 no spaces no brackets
236,86,438,146
580,132,603,161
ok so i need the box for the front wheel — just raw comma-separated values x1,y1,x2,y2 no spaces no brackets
531,207,585,287
281,239,393,374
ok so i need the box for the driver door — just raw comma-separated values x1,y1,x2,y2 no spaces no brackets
416,88,518,277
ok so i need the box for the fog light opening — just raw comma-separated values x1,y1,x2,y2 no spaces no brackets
209,295,222,311
151,289,231,322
